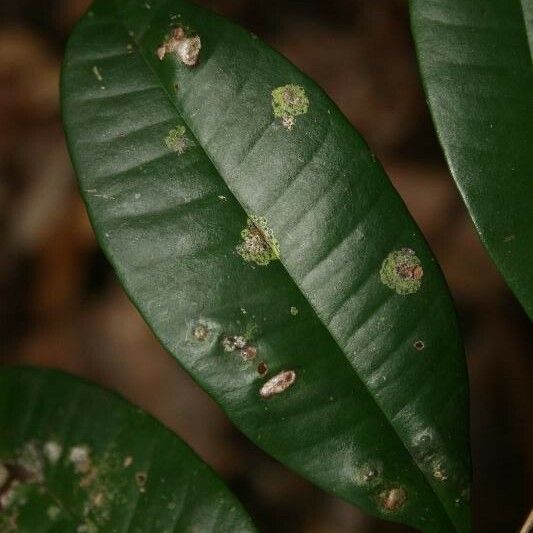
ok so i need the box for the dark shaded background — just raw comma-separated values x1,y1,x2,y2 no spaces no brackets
0,0,531,531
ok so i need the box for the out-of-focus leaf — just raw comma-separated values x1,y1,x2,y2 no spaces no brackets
0,366,256,532
411,0,533,318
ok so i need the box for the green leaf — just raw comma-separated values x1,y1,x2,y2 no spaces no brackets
0,366,255,533
410,0,533,318
61,1,471,531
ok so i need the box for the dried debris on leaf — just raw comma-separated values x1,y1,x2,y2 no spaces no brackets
259,370,296,398
157,27,201,66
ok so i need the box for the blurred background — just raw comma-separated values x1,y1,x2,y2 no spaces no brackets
0,0,531,531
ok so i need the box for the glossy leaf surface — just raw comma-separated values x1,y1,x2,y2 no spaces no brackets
0,366,255,532
62,1,471,531
410,0,533,318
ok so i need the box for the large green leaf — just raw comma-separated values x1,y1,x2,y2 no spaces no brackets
0,366,255,532
410,0,533,318
61,1,471,531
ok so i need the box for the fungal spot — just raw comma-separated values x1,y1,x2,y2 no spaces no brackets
257,361,268,376
413,340,425,351
157,27,201,66
0,442,45,514
77,525,96,533
221,335,247,352
221,333,257,362
240,345,257,361
236,215,280,266
192,323,209,341
92,66,103,82
43,441,62,465
15,442,44,484
290,306,299,316
259,370,296,399
380,248,424,295
135,472,147,493
432,462,448,482
272,84,309,130
47,505,61,520
282,116,296,130
123,456,133,468
164,126,190,154
354,461,383,486
91,491,105,507
218,195,227,201
377,485,407,513
68,445,91,474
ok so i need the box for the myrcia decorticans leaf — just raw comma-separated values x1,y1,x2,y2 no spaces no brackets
410,0,533,319
0,366,255,532
61,1,471,531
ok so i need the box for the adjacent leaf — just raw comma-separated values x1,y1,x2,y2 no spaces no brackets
0,366,255,533
410,0,533,318
62,1,471,531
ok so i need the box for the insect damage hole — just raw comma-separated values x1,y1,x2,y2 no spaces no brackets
157,27,201,66
260,370,296,398
413,340,425,351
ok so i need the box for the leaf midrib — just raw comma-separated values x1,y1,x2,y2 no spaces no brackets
101,1,458,529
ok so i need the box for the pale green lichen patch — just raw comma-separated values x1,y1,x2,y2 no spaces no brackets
236,215,280,266
164,126,190,154
379,248,423,295
272,84,309,130
290,306,299,316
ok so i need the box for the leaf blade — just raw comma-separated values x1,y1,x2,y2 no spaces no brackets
62,1,471,530
410,0,533,318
